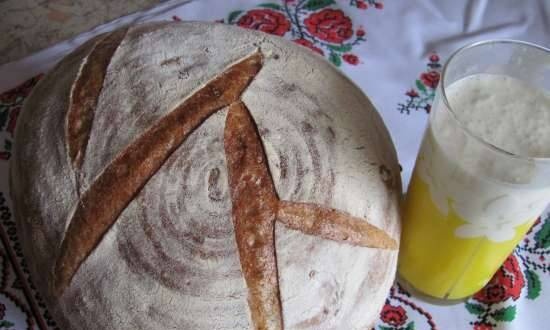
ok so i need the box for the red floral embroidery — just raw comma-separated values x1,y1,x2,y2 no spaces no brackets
474,323,493,330
0,78,38,104
342,53,359,65
476,285,508,304
304,9,353,44
226,2,374,67
429,53,440,62
398,53,442,114
502,258,525,300
420,70,440,89
406,89,419,98
0,75,42,161
380,304,407,327
350,0,384,10
237,9,291,36
7,108,19,135
293,38,324,55
356,0,368,9
464,216,549,329
474,255,525,304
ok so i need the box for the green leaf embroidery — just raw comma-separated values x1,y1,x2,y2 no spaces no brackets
378,326,393,330
0,110,9,131
0,320,14,328
4,139,11,151
304,0,336,11
491,306,516,322
227,10,243,24
534,218,550,248
415,79,427,93
258,3,283,10
327,44,353,52
465,302,484,315
525,269,542,299
329,53,342,67
405,321,415,330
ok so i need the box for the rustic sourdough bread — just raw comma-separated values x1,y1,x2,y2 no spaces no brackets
11,21,401,329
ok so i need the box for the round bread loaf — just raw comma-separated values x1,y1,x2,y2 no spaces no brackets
11,22,401,329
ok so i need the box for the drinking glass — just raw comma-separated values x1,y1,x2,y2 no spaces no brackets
398,40,550,301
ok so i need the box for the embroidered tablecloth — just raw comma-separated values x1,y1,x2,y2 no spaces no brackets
0,1,548,329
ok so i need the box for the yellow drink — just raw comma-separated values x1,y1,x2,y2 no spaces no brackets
399,169,535,300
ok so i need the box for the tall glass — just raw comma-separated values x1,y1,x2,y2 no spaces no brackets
399,40,550,301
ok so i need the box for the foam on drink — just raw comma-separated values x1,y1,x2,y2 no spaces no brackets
448,74,550,158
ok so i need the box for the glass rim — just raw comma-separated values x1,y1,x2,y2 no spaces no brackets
439,39,550,164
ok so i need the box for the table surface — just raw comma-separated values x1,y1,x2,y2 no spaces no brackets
0,0,193,64
0,0,548,329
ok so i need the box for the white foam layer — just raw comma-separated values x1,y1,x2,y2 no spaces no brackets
418,74,550,242
448,74,550,158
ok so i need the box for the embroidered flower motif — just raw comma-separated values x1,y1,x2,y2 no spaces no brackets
0,75,42,161
342,53,359,65
380,304,407,326
375,285,436,329
420,70,440,89
356,0,368,9
398,53,442,114
226,3,374,67
474,323,493,330
476,284,508,304
474,255,525,303
406,89,419,98
350,0,384,10
464,216,548,329
237,9,291,36
304,9,353,44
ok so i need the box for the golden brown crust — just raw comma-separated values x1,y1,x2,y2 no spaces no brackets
277,201,397,250
54,52,264,296
224,101,283,330
66,28,128,170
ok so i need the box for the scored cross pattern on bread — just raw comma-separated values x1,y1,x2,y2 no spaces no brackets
54,51,264,296
54,30,397,330
225,101,396,329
